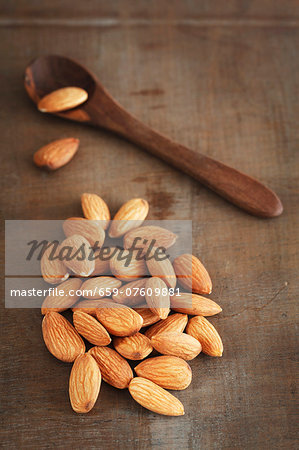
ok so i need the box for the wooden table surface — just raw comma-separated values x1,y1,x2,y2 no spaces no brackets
0,1,298,449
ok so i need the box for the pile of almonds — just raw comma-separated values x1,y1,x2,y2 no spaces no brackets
41,195,223,416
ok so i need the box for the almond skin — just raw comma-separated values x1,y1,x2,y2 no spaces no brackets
69,353,101,413
72,299,109,316
113,333,153,360
129,377,184,416
38,87,88,113
91,247,114,276
63,218,105,248
186,316,223,357
133,306,161,327
145,313,188,340
135,355,192,390
173,254,212,294
89,346,133,389
41,278,82,314
59,234,95,277
42,312,85,362
146,251,176,289
151,332,202,361
110,249,147,281
81,276,122,299
81,193,110,229
109,198,149,238
96,300,143,336
145,277,170,319
34,138,79,170
112,278,146,306
73,311,111,346
124,226,177,251
171,293,222,316
41,245,69,285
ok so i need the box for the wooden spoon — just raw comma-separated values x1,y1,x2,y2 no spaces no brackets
24,55,283,218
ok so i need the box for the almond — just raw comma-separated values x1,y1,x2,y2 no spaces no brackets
186,316,223,357
41,245,69,285
63,218,105,248
42,312,85,362
81,193,110,229
112,278,146,306
81,276,122,299
95,300,143,336
129,377,184,416
41,278,82,314
109,198,149,238
135,355,192,390
124,225,177,252
173,254,212,294
171,292,222,316
145,277,170,319
89,346,133,389
72,299,109,316
144,313,188,340
146,249,176,289
133,306,161,327
33,138,79,170
38,87,88,113
73,311,111,346
91,246,114,276
69,353,101,413
59,234,95,277
110,249,147,281
113,333,153,360
151,332,202,360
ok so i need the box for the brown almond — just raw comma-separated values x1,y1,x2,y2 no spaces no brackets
173,254,212,294
135,355,192,390
89,346,133,389
110,249,147,281
41,245,69,285
109,198,149,238
96,300,143,336
72,299,109,316
33,138,79,170
113,333,153,360
69,353,101,413
129,377,184,416
73,311,111,346
145,313,188,340
38,87,88,113
146,250,176,289
81,193,110,229
112,278,146,306
133,306,161,327
81,276,122,299
59,234,95,277
63,218,105,247
151,332,202,361
41,278,82,314
186,316,223,357
42,312,85,362
171,292,222,316
124,226,177,251
91,246,115,276
145,277,170,319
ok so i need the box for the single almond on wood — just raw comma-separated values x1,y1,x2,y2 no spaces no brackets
41,245,69,285
59,234,95,277
81,193,110,229
173,254,212,294
112,278,146,306
135,355,192,390
34,138,79,170
186,316,223,357
145,277,170,319
42,312,85,362
41,278,82,314
124,225,177,252
72,299,109,316
151,332,202,360
96,300,143,336
69,353,101,413
73,311,111,346
109,198,149,238
144,313,188,340
171,292,222,316
110,249,147,281
81,276,122,299
63,218,105,248
133,306,161,327
113,333,153,360
38,87,88,113
89,346,133,389
129,377,184,416
146,250,176,289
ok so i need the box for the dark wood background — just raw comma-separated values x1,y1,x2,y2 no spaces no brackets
0,1,298,448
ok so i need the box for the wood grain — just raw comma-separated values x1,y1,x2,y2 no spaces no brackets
0,1,298,449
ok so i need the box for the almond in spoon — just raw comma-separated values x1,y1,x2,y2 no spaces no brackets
38,87,88,113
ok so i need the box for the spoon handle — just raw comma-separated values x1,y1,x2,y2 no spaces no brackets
91,93,283,217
